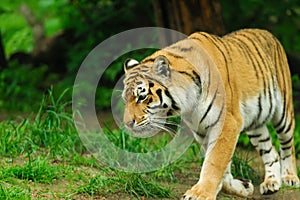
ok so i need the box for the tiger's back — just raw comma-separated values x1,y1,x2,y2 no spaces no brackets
189,29,294,133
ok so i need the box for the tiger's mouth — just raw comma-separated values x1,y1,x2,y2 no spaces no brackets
124,116,181,138
125,122,161,138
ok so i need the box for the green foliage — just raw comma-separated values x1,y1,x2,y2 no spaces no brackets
0,183,30,200
1,157,65,184
231,152,260,184
0,88,84,158
220,0,300,53
0,0,34,56
292,74,300,110
0,62,47,112
0,0,67,57
77,173,171,198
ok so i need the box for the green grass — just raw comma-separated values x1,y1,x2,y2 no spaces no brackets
76,173,172,198
0,183,31,200
0,88,298,199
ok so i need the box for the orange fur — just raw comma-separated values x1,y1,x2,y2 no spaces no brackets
122,29,299,200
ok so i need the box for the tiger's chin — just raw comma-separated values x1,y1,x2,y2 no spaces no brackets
125,125,161,138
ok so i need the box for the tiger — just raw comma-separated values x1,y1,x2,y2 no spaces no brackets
121,29,300,200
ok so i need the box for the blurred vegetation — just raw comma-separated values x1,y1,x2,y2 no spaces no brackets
0,0,300,152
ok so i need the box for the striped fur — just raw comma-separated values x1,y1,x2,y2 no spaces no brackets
122,29,299,199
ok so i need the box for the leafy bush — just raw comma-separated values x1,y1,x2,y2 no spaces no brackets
0,62,47,111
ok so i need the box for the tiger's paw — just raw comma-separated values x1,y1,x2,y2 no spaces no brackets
259,176,281,194
281,174,300,186
182,186,215,200
222,178,254,197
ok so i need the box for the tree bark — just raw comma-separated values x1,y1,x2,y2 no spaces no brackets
153,0,226,36
0,32,7,69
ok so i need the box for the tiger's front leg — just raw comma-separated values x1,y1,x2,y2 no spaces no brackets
182,114,242,200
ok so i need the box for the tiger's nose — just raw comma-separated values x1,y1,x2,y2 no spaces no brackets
126,120,135,128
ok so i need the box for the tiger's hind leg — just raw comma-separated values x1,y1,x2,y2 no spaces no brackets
247,125,281,194
273,115,300,186
222,161,254,197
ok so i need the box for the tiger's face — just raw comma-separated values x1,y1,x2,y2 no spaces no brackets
122,56,180,136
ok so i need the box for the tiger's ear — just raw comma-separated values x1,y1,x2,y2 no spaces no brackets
153,55,171,78
124,58,139,73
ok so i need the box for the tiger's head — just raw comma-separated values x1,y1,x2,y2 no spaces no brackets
122,55,181,136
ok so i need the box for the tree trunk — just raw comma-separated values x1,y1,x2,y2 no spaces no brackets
153,0,226,36
0,32,7,69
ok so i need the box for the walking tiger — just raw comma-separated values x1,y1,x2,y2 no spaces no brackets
122,29,299,199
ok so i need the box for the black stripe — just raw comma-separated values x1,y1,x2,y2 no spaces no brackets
267,87,274,122
147,105,161,109
242,31,273,74
281,154,291,160
281,145,292,151
177,70,202,92
144,75,167,89
205,34,233,97
274,42,288,129
156,89,163,104
193,70,202,94
274,106,286,129
189,36,202,42
171,45,193,52
247,94,263,129
242,34,271,95
200,88,218,124
276,116,288,134
196,131,206,138
239,34,269,98
224,37,246,60
257,95,263,120
256,93,275,128
207,65,211,94
284,118,293,134
248,133,262,139
172,103,179,111
259,147,272,156
164,89,172,99
149,82,154,87
280,135,293,146
246,30,278,101
278,119,293,135
147,109,154,114
214,36,235,101
205,101,225,129
259,136,270,143
264,157,279,167
228,36,260,82
165,89,179,111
